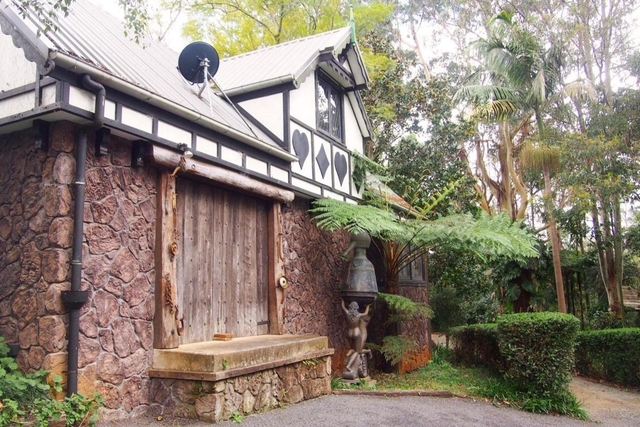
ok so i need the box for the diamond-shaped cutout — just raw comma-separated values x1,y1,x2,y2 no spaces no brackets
316,145,330,178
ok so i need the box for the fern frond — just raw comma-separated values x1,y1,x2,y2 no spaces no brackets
378,292,433,319
310,201,538,262
310,199,407,239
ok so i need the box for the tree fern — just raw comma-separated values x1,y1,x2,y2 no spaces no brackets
378,292,433,321
310,199,407,240
311,199,538,262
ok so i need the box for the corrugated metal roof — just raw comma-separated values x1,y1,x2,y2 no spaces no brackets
215,27,352,94
12,0,280,149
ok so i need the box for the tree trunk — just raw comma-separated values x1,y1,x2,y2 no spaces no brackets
593,201,623,316
544,165,566,313
613,202,626,325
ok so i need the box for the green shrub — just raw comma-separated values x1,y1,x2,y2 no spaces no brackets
575,328,640,387
590,310,623,330
0,336,103,426
497,312,580,398
450,323,505,372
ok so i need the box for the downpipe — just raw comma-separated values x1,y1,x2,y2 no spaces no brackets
61,74,105,396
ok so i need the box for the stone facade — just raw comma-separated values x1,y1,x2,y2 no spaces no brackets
150,356,331,422
280,200,352,373
0,123,351,421
0,122,157,419
397,286,431,374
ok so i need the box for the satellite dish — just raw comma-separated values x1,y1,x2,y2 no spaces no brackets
178,41,220,84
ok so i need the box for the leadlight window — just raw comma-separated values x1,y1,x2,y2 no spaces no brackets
398,246,426,285
317,75,342,140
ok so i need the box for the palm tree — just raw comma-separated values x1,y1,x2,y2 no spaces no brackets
455,10,567,312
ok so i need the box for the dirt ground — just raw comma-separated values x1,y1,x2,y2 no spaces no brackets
570,376,640,425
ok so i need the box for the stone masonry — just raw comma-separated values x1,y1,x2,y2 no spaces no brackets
0,122,157,420
280,200,352,374
0,122,356,421
150,356,331,422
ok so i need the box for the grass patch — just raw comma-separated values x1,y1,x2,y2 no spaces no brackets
372,346,588,420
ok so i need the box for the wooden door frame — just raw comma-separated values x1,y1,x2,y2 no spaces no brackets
154,171,287,349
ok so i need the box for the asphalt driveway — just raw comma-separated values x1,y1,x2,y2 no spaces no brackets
98,393,635,427
98,376,640,427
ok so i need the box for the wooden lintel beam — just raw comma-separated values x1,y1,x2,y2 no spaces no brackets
148,145,295,203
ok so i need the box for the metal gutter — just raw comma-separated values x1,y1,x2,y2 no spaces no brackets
220,74,297,96
49,51,298,162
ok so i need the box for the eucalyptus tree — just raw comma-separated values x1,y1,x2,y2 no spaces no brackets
455,10,569,312
561,132,640,317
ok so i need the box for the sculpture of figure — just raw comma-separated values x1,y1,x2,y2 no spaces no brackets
341,300,370,353
341,300,372,380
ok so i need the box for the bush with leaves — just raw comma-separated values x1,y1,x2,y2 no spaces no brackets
0,336,103,426
575,328,640,387
450,323,504,372
497,313,580,398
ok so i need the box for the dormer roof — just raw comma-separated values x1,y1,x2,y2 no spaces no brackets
215,26,370,96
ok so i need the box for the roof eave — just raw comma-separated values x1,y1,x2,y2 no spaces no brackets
346,41,370,88
0,2,53,74
219,74,298,97
50,51,298,162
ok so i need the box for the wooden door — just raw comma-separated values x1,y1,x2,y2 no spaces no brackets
176,178,269,344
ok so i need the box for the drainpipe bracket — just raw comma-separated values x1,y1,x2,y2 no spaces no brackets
61,290,90,310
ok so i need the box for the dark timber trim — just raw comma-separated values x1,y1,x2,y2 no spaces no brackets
227,81,298,103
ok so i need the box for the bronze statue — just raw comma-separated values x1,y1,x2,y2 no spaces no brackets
341,300,372,380
340,232,378,382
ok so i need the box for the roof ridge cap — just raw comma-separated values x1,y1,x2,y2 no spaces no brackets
222,26,350,62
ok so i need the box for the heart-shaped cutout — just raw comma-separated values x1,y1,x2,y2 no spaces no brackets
334,152,348,185
292,130,309,168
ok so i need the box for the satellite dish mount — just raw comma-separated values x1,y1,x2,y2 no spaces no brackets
197,57,213,97
178,42,220,114
177,41,260,140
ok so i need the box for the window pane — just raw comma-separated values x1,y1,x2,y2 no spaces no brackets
329,88,341,139
317,77,342,141
317,81,330,133
411,256,424,281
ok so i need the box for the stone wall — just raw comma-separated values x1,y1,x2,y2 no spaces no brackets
0,122,72,375
0,122,350,421
0,122,157,419
280,200,351,373
150,356,331,422
78,124,157,419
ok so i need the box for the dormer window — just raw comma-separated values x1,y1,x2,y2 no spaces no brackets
317,75,342,141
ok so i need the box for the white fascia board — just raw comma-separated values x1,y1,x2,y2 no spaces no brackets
346,41,370,87
346,91,372,139
220,74,296,96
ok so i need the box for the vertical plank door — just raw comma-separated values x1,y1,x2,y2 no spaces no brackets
175,178,269,344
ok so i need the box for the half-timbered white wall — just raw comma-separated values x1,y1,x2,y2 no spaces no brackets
289,76,316,128
344,99,364,154
238,93,284,141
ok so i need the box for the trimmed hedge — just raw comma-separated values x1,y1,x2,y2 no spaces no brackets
450,323,505,372
497,312,580,397
575,328,640,387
